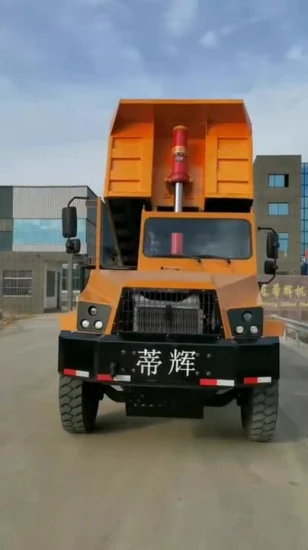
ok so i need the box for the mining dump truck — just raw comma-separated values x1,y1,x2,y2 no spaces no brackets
58,99,284,442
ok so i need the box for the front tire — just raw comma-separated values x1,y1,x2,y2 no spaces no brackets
59,376,100,434
241,382,279,442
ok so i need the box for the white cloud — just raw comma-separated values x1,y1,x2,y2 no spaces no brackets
220,25,237,36
3,76,308,193
244,83,308,159
165,44,178,56
0,141,105,193
0,68,164,192
200,31,217,49
286,45,307,61
164,0,199,37
122,47,144,64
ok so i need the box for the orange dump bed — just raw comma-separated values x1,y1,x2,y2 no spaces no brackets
103,99,253,209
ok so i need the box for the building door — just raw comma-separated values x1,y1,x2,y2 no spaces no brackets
44,268,59,310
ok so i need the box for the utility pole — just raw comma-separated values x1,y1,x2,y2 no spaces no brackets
64,194,90,312
67,254,74,311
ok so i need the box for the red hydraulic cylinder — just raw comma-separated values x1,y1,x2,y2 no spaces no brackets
171,232,183,255
166,125,191,254
167,125,191,213
167,125,190,187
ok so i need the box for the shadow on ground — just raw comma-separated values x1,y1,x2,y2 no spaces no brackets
88,392,308,445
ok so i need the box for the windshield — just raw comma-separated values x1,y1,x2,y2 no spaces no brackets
143,218,251,259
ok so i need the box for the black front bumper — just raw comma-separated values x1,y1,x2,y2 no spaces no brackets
58,331,280,388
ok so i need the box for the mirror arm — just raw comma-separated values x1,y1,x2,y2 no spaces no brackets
258,273,276,287
257,225,278,236
67,195,89,207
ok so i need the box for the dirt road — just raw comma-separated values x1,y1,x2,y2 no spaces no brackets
1,316,308,550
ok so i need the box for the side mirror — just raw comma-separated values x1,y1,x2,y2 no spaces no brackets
266,231,279,260
264,259,277,275
65,238,81,254
62,206,77,239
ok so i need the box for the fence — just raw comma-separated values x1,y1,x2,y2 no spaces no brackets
271,315,308,346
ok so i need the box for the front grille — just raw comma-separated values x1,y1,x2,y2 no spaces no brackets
113,288,223,336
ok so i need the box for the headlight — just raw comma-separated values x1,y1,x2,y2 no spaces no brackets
77,302,111,332
227,307,263,339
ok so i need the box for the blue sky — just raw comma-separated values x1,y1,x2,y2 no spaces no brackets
1,0,308,193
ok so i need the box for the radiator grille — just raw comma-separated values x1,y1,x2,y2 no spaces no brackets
113,288,223,336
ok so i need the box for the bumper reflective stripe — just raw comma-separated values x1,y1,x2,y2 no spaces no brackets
97,374,113,381
244,376,272,384
63,369,89,378
200,379,235,387
114,375,131,382
76,370,90,378
97,374,131,382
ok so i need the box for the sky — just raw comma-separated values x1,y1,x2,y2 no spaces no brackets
1,0,308,194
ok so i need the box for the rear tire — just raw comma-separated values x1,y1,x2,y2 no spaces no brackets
59,376,100,434
241,382,279,442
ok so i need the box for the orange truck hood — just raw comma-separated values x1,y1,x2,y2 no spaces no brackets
80,269,262,312
60,268,284,338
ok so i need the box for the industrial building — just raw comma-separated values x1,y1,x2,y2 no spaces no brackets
0,186,98,314
253,155,308,275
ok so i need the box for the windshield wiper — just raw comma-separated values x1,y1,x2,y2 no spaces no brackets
156,254,232,265
185,254,232,265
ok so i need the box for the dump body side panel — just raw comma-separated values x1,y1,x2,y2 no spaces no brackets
204,123,252,199
103,100,253,208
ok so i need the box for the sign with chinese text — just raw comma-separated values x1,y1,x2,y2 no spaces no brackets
259,276,308,311
136,348,197,377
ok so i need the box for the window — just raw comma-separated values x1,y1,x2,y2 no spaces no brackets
268,174,289,188
278,232,288,253
268,202,289,215
61,264,82,292
0,231,13,252
2,270,32,297
143,218,251,259
13,218,86,245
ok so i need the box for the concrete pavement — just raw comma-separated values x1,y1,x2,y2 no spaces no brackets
1,315,308,550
